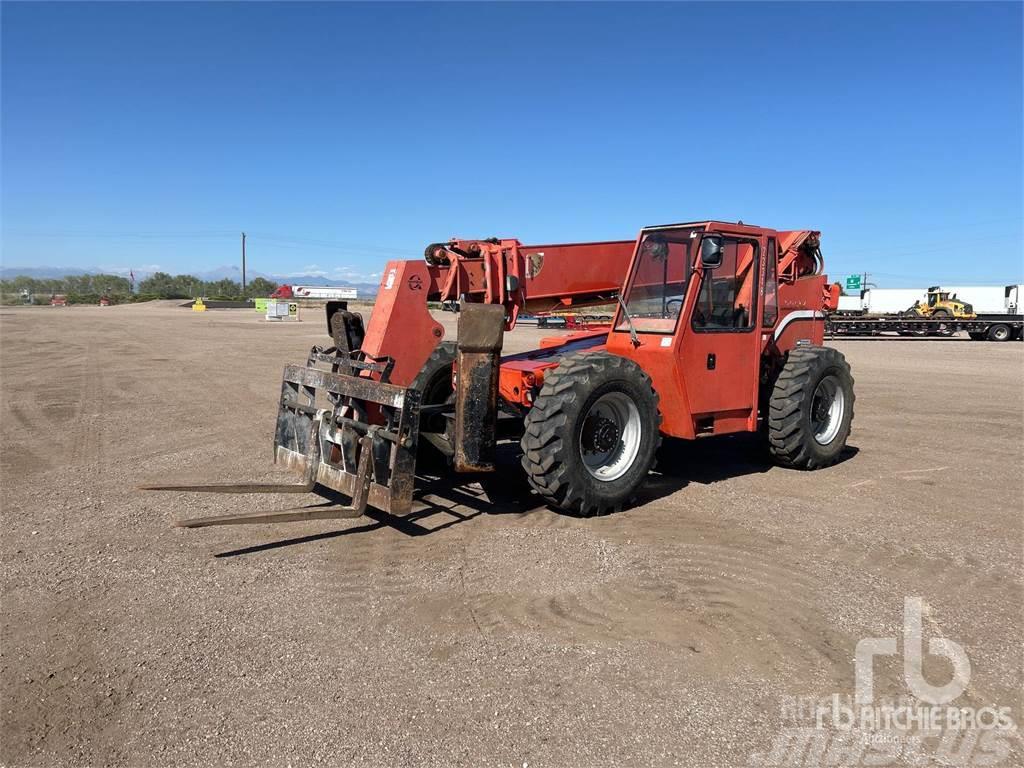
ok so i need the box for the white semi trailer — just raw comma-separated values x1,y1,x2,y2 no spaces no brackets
859,288,927,314
854,284,1022,315
941,285,1017,315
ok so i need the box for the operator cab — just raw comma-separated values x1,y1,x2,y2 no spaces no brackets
615,223,758,335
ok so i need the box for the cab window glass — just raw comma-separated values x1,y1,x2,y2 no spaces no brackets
692,239,758,331
617,227,698,333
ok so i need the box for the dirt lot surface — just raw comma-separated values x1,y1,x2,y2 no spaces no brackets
2,302,1022,767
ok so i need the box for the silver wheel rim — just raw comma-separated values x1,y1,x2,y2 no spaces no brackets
579,392,642,481
994,327,1009,340
811,375,845,445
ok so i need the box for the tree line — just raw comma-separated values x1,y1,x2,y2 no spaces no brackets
0,273,279,303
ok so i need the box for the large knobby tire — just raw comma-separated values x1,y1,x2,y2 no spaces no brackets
411,341,456,466
931,309,951,319
768,346,855,470
411,341,457,403
521,352,661,516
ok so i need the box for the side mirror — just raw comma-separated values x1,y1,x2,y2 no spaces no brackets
701,235,724,268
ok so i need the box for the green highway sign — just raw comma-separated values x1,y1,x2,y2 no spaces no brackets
845,275,862,292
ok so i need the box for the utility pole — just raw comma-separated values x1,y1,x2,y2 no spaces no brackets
241,231,247,296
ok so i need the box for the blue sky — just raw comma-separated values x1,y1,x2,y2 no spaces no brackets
2,1,1022,287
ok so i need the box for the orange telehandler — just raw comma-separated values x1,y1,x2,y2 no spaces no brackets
145,220,854,526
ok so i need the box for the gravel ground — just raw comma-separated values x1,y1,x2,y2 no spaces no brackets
1,302,1021,767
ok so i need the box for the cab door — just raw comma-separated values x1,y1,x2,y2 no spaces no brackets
681,235,762,426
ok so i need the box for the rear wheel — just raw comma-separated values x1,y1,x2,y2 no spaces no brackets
768,346,855,469
987,324,1012,342
521,352,661,516
931,308,951,319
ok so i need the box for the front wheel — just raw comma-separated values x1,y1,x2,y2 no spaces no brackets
768,346,855,469
411,341,457,468
521,352,661,516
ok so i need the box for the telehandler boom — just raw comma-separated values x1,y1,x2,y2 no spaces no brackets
145,221,854,526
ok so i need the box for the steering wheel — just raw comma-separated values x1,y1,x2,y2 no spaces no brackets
665,298,684,317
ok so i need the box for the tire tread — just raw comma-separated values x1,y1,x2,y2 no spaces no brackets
768,346,855,470
521,352,661,515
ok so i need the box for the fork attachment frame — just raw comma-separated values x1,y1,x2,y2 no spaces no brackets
143,356,424,524
274,362,423,515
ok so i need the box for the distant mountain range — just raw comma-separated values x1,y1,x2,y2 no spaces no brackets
0,266,98,280
0,265,380,296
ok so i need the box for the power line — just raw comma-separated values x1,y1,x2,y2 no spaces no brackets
245,232,414,256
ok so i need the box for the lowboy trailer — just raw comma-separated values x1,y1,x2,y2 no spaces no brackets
827,314,1024,341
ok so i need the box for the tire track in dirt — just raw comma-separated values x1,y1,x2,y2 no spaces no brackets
416,520,854,682
69,339,105,471
1,343,87,477
310,501,849,679
426,524,649,644
0,405,48,476
225,491,845,686
651,541,851,667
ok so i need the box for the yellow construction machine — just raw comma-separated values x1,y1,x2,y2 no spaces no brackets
905,286,976,319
